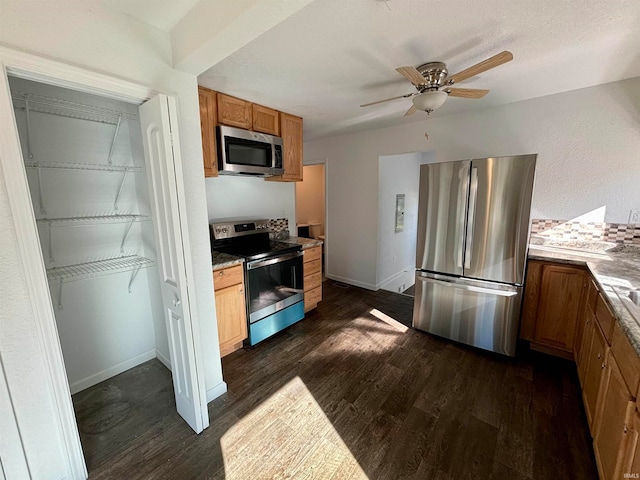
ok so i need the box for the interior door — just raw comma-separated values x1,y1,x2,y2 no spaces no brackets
416,160,470,276
139,94,209,433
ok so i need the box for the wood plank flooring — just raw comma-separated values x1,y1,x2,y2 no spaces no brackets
77,280,598,479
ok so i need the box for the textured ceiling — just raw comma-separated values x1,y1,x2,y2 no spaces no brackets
198,0,640,141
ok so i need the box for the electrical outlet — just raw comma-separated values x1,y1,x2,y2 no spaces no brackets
398,284,405,293
630,209,640,224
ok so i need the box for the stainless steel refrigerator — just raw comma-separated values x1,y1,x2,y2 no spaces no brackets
412,154,536,356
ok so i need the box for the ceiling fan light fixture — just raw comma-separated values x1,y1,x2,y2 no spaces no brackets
412,91,448,113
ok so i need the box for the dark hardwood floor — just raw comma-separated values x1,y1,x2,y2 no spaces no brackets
77,280,598,479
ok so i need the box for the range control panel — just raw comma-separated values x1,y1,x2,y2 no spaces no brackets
210,219,270,240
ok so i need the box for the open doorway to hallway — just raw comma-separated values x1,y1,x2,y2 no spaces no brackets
295,164,326,271
377,151,436,296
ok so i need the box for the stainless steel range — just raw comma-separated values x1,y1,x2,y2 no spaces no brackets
210,219,304,346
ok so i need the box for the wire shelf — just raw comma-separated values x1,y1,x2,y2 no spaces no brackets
12,91,138,125
36,214,149,227
24,161,143,172
46,255,154,284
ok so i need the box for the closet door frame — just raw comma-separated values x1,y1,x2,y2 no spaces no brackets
0,46,207,479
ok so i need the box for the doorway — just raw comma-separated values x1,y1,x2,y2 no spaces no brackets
4,72,208,474
377,151,436,295
295,164,326,269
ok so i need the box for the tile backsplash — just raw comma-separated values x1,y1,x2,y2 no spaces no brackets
530,219,640,244
269,218,290,239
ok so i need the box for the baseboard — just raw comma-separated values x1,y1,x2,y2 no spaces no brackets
206,381,228,403
324,273,377,291
155,349,172,371
69,349,156,394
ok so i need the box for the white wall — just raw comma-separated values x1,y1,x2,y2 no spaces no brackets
305,77,640,289
295,164,325,237
205,175,296,234
0,3,224,478
377,151,435,292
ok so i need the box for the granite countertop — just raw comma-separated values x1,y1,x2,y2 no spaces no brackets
211,251,244,271
528,242,640,355
280,236,324,249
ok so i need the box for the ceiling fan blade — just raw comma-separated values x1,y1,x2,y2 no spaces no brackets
360,93,414,107
404,105,417,116
447,51,513,85
445,88,489,99
396,66,426,86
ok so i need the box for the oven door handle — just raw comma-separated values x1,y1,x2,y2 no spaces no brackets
246,251,303,270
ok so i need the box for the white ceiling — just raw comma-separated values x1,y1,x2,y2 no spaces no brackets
198,0,640,141
100,0,201,31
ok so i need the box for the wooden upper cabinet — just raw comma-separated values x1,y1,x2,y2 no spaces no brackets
533,264,586,353
217,93,252,130
198,87,218,177
252,104,279,135
593,352,636,480
267,112,303,182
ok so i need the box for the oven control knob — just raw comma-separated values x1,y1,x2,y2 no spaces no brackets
222,228,228,233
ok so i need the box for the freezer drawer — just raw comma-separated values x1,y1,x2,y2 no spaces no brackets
412,272,523,356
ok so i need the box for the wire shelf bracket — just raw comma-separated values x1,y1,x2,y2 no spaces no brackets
120,219,135,253
114,169,129,211
107,114,122,165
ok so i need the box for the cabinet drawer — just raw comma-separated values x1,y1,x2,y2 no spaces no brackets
213,265,244,290
304,259,322,276
595,293,615,344
611,322,640,397
304,246,322,263
305,286,322,312
304,271,322,291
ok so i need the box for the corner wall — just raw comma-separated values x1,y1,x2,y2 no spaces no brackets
305,77,640,289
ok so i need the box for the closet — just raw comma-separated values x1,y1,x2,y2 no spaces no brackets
8,76,170,394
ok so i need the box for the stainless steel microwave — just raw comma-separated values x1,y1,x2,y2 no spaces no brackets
216,125,284,177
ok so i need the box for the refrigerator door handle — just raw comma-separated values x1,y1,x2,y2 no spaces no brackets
464,167,479,269
417,275,518,297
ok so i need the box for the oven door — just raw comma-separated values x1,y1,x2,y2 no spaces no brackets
246,251,304,323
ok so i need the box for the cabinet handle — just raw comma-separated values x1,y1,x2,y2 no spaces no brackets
601,362,606,369
239,289,244,294
219,271,225,276
624,424,628,434
597,353,601,359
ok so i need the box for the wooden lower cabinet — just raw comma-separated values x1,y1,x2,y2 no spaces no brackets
577,308,596,385
213,265,247,357
621,408,640,479
303,246,322,312
521,260,587,357
583,320,609,430
593,352,636,480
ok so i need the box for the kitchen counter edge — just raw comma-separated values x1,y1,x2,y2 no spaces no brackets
212,252,244,271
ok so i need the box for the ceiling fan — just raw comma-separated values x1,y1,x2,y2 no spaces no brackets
360,51,513,116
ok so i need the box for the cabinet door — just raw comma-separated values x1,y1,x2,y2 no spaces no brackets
214,283,248,357
252,104,279,135
583,322,609,429
268,112,303,182
534,264,585,352
620,408,640,480
217,93,252,129
594,353,636,480
198,87,218,177
577,308,596,385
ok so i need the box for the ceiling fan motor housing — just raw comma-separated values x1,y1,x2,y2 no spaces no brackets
416,62,449,89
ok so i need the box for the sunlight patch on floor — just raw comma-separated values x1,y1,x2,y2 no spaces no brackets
220,376,368,479
368,308,409,333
